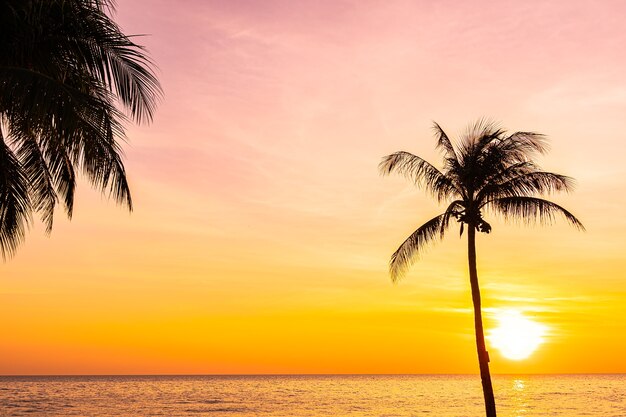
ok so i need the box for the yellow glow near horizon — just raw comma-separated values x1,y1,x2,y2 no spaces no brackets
489,310,547,361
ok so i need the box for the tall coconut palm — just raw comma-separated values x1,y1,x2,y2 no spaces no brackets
379,121,584,417
0,0,161,257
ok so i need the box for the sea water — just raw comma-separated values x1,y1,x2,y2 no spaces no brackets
1,374,624,416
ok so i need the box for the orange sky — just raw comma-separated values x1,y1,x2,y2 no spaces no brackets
2,0,626,375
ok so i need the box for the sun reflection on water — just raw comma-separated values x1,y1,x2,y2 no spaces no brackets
512,378,528,416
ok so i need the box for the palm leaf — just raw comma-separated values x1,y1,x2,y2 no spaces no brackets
489,131,549,163
439,200,463,237
488,196,585,230
390,214,447,282
0,138,31,258
477,171,575,204
6,124,57,233
432,122,459,162
379,151,458,202
67,8,162,123
43,143,77,218
458,119,502,156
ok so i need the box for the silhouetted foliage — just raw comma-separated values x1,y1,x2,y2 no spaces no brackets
380,120,583,281
0,0,162,257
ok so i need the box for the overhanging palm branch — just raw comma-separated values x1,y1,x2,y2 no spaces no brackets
0,0,161,257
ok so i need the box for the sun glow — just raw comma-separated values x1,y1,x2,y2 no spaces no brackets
489,310,547,360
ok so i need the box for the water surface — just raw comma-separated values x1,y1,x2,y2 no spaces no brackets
1,374,624,416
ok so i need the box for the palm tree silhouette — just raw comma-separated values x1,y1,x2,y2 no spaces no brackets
380,121,584,417
0,0,161,257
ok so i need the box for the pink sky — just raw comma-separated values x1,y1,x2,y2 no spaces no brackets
2,0,626,374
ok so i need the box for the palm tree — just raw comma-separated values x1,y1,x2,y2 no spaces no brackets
379,121,584,417
0,0,161,257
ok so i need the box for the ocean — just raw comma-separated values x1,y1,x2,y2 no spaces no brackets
1,374,624,416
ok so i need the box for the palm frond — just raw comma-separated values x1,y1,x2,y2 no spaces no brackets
6,125,57,233
80,135,132,210
379,151,458,202
0,0,161,124
432,122,459,164
488,196,585,230
0,65,127,142
43,143,77,218
440,200,463,237
503,131,548,154
0,0,146,245
477,171,575,205
390,214,447,282
2,62,132,208
487,132,548,164
458,118,503,155
0,137,31,258
68,6,162,123
53,101,132,210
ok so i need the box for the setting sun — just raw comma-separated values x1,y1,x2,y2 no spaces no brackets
489,310,548,360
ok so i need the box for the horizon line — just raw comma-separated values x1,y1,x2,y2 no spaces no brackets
2,372,625,377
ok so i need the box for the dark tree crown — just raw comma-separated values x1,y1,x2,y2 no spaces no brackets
380,120,584,281
0,0,162,258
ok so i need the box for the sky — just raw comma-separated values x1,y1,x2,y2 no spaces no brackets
2,0,626,375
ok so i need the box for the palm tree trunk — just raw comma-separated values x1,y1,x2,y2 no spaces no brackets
468,224,497,417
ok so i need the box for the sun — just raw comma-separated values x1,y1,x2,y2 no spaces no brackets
488,310,547,360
